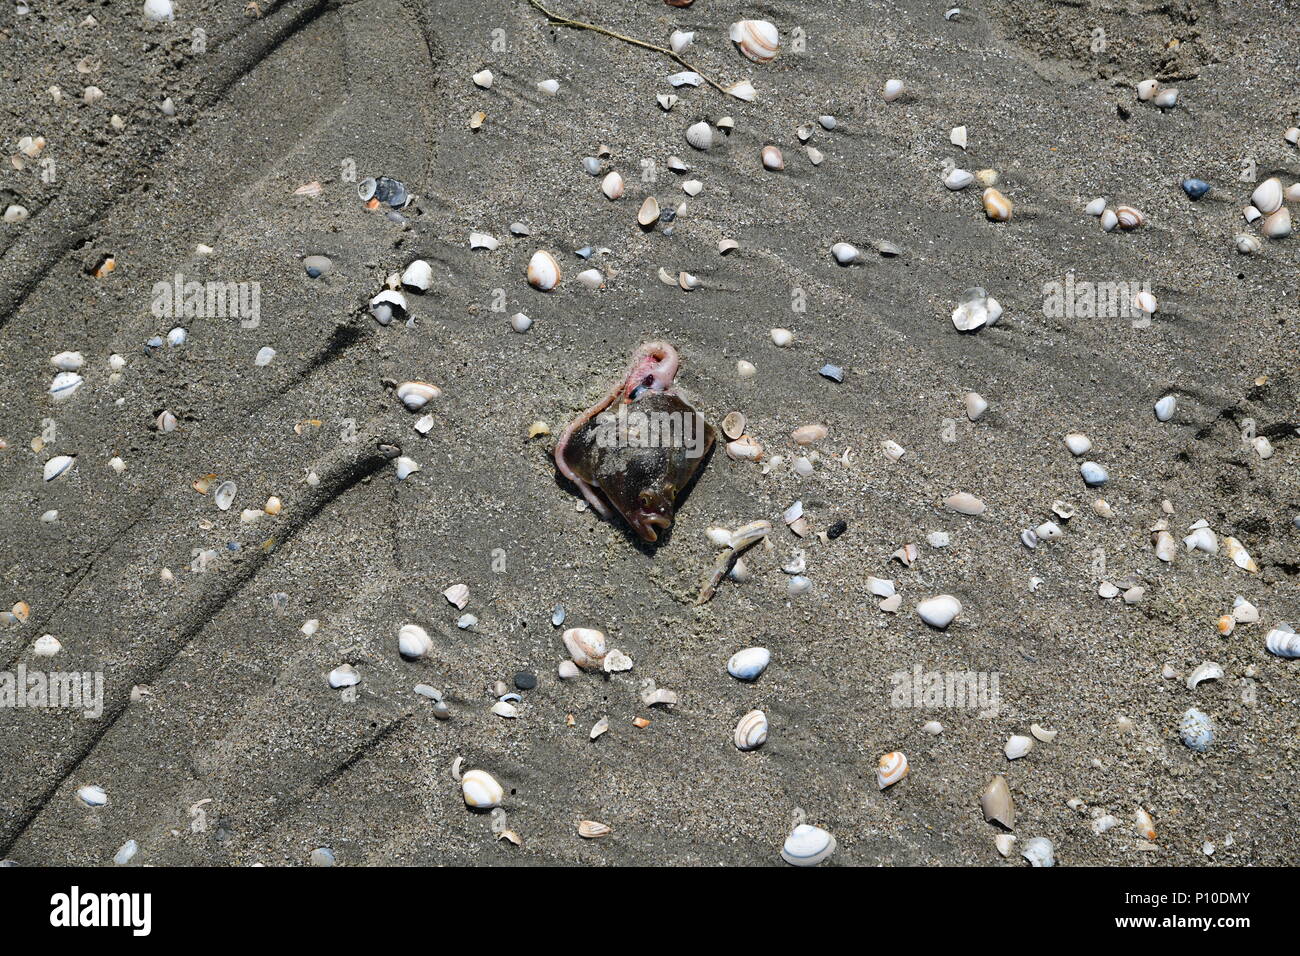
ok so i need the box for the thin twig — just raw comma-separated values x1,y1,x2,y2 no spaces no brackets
525,0,729,95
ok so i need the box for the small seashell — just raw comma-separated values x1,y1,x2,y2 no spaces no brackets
1064,432,1092,455
398,623,432,660
781,824,836,866
1115,205,1145,229
982,187,1012,222
726,80,756,102
1134,290,1158,314
722,411,746,440
50,351,85,371
1021,837,1055,867
511,313,532,333
1179,707,1213,751
601,171,624,200
33,634,61,656
491,701,518,719
1182,178,1211,201
1004,735,1034,760
770,327,793,347
1252,436,1274,459
468,232,499,251
1100,208,1118,231
1084,197,1107,216
562,627,607,669
981,775,1015,829
602,649,633,673
1250,177,1283,215
589,716,609,740
1287,127,1300,145
578,820,612,839
527,250,561,290
43,455,75,481
917,594,961,629
1154,88,1178,108
394,456,420,480
577,268,606,290
727,647,770,681
443,583,469,609
1186,661,1223,690
536,78,559,95
462,769,503,809
1224,536,1257,572
791,424,828,445
733,709,768,750
213,479,236,511
805,146,824,166
669,29,694,54
1079,461,1108,486
944,168,974,190
1154,394,1177,422
328,664,360,688
1136,78,1159,101
736,360,757,378
718,237,739,254
401,259,433,290
876,751,909,789
685,121,713,151
761,145,784,171
944,492,986,515
725,436,763,461
1261,207,1292,239
1243,205,1262,223
682,179,702,196
882,78,904,102
1216,614,1236,636
922,720,944,735
1135,807,1156,841
1232,597,1259,623
396,381,441,411
49,371,83,400
1030,724,1057,743
1265,623,1299,658
729,19,780,63
368,290,407,325
77,785,109,807
558,660,580,679
950,125,968,149
637,196,661,227
881,440,905,461
831,242,859,264
472,69,493,89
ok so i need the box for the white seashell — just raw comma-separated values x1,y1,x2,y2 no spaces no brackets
50,351,85,371
685,121,713,151
761,145,784,170
254,346,276,367
368,290,407,325
526,250,560,290
1136,78,1159,100
964,392,988,421
879,594,902,613
1235,233,1261,254
398,623,432,660
1253,436,1274,459
1135,807,1156,841
1224,536,1257,572
536,78,559,95
401,259,433,290
1092,814,1118,835
669,30,694,54
917,594,961,629
1030,724,1057,743
142,0,174,22
469,232,499,251
49,371,83,400
736,360,757,378
682,179,702,196
806,146,824,166
922,720,944,735
1186,661,1223,690
1183,527,1218,554
576,268,605,290
472,69,493,89
1287,183,1300,202
1261,207,1292,239
1004,734,1034,759
637,196,660,227
787,575,811,597
1134,290,1158,314
791,424,827,445
1179,707,1213,751
578,820,612,839
726,80,756,102
734,709,768,750
727,647,770,681
491,701,519,718
944,168,974,190
510,313,532,333
1287,127,1300,145
876,751,909,789
781,824,836,866
881,440,905,461
1100,208,1118,231
562,627,607,669
77,785,109,807
1243,205,1262,223
208,479,235,511
1265,623,1299,658
396,381,441,411
1064,432,1092,455
33,634,61,657
44,455,75,481
981,775,1015,829
1084,197,1107,216
461,769,503,808
729,19,780,63
995,833,1017,856
602,648,633,673
950,125,968,149
1153,394,1177,422
831,242,859,264
944,492,985,515
1021,836,1054,867
882,78,904,102
1232,598,1259,623
1154,88,1178,108
557,660,580,679
114,839,139,865
867,576,896,597
394,456,420,480
328,664,360,688
443,583,469,609
725,436,763,461
770,327,793,347
601,171,624,200
1250,177,1283,215
1080,461,1108,486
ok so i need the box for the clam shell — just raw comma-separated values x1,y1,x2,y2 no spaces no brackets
1004,734,1034,759
401,259,433,291
669,29,694,54
876,751,909,789
725,436,763,461
1154,394,1177,421
1265,623,1299,658
944,492,986,515
601,171,624,200
791,424,828,445
1135,807,1156,841
577,268,605,290
1136,78,1159,100
394,456,420,480
396,381,441,411
770,327,793,346
1100,208,1118,231
1261,207,1292,239
1080,461,1108,486
527,250,561,290
733,709,768,750
729,19,779,63
472,69,493,89
398,623,432,660
50,351,85,371
461,769,503,809
368,289,408,325
980,775,1015,829
43,455,75,481
562,627,607,669
685,121,713,151
944,168,974,190
761,145,784,170
77,785,109,807
965,393,988,420
831,242,859,264
443,583,469,609
637,196,661,227
213,480,237,511
578,820,612,839
49,371,83,400
727,646,770,681
1154,88,1178,108
1084,197,1107,216
726,80,756,102
781,824,836,866
721,411,746,440
917,594,961,629
1179,707,1213,751
982,187,1012,222
1250,177,1283,215
328,664,359,688
1115,205,1145,229
882,78,904,102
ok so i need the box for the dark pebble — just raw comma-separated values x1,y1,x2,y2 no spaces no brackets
827,520,848,539
514,671,537,691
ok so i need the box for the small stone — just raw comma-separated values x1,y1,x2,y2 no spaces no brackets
514,671,537,691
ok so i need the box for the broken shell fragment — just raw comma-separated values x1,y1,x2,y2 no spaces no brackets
401,259,433,290
1186,661,1223,690
981,775,1015,829
368,290,408,325
1265,624,1300,658
1021,837,1055,867
578,820,612,839
1004,735,1034,760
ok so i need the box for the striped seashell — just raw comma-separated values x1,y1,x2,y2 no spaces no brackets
396,381,441,411
527,250,561,291
1115,205,1145,229
729,19,780,63
49,371,83,400
562,627,607,669
733,709,768,750
461,769,503,809
781,824,836,866
1265,624,1299,658
876,751,909,789
982,187,1012,222
578,820,612,839
685,121,713,151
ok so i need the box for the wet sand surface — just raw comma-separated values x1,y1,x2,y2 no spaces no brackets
0,0,1297,865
